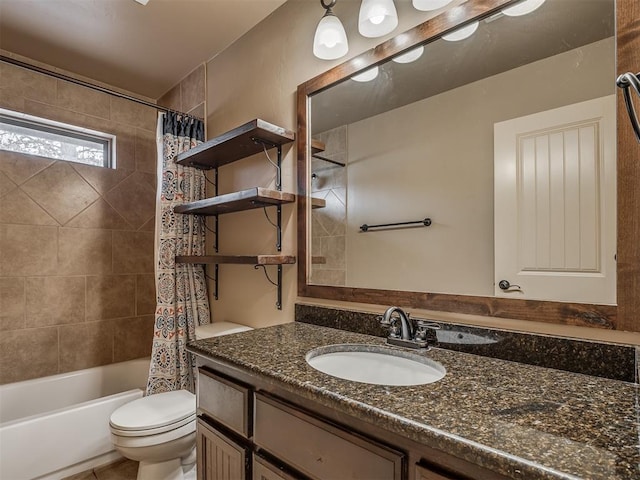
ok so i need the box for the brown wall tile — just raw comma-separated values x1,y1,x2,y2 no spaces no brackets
136,274,156,315
0,171,17,198
0,224,58,276
187,103,205,121
135,128,157,173
25,276,85,327
0,150,55,185
181,65,205,113
0,328,58,384
0,277,25,331
21,162,100,225
72,163,131,194
113,315,154,362
0,188,59,226
86,275,136,321
65,199,131,230
0,63,57,104
59,321,114,372
112,230,154,274
1,60,161,383
112,125,136,171
56,81,110,120
157,83,181,112
104,171,155,229
58,227,113,275
110,97,157,132
0,87,26,111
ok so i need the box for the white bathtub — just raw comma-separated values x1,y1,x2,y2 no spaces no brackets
0,358,150,480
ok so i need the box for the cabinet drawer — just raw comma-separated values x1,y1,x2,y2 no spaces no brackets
198,368,250,437
254,394,404,480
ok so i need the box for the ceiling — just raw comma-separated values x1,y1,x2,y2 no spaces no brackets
0,0,287,99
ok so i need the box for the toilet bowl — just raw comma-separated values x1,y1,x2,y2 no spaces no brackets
109,322,253,480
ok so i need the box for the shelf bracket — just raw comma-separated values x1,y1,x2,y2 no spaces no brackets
254,264,283,310
256,138,282,191
262,207,282,251
204,264,219,300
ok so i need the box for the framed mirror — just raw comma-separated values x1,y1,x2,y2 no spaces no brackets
297,0,640,331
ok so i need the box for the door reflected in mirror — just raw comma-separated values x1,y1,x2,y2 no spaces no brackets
308,0,616,305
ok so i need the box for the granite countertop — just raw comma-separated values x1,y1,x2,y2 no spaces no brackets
187,322,640,480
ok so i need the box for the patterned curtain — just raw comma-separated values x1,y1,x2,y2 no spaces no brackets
146,112,210,395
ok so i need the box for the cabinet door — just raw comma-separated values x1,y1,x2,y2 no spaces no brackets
197,419,247,480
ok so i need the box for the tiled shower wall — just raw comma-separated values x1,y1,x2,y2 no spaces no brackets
0,60,160,384
157,64,206,121
310,126,348,286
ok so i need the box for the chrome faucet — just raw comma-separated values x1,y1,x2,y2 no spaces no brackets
379,306,441,349
381,306,414,340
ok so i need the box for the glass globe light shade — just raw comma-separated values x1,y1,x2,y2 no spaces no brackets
442,21,479,41
392,46,425,64
358,0,398,38
502,0,546,17
351,66,379,82
313,14,349,60
412,0,454,11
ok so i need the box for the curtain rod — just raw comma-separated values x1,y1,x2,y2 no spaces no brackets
0,54,196,120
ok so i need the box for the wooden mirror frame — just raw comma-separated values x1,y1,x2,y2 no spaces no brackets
297,0,640,331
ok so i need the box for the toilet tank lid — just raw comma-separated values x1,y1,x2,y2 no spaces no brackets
110,390,195,431
195,322,253,340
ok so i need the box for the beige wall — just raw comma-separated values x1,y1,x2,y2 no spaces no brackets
204,2,640,344
204,0,454,327
345,38,614,296
0,59,159,384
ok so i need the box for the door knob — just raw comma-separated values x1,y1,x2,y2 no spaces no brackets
498,280,522,292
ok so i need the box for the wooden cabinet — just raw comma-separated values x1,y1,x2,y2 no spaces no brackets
197,419,248,480
174,119,296,310
194,365,504,480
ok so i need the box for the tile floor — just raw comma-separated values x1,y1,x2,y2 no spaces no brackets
62,459,138,480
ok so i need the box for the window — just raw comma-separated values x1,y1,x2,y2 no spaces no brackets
0,108,115,168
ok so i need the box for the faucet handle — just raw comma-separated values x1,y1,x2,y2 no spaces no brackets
414,320,441,341
415,319,441,330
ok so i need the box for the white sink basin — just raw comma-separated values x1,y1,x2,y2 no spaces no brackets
306,344,446,386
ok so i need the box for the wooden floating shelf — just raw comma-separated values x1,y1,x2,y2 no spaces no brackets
177,119,295,169
176,255,296,265
311,138,325,154
174,187,295,216
311,197,326,209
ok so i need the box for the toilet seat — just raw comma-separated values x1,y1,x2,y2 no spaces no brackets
111,420,196,448
110,390,196,437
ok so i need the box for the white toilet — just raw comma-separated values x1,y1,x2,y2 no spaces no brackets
109,322,253,480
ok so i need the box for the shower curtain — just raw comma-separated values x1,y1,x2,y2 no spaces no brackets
146,111,210,395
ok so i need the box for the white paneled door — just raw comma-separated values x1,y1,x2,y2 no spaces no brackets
494,95,616,305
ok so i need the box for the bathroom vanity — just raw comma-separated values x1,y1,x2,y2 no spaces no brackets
187,323,639,480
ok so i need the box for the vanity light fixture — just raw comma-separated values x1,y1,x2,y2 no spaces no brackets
358,0,399,38
392,45,425,64
351,66,379,82
442,21,479,41
313,0,349,60
412,0,454,11
502,0,546,16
